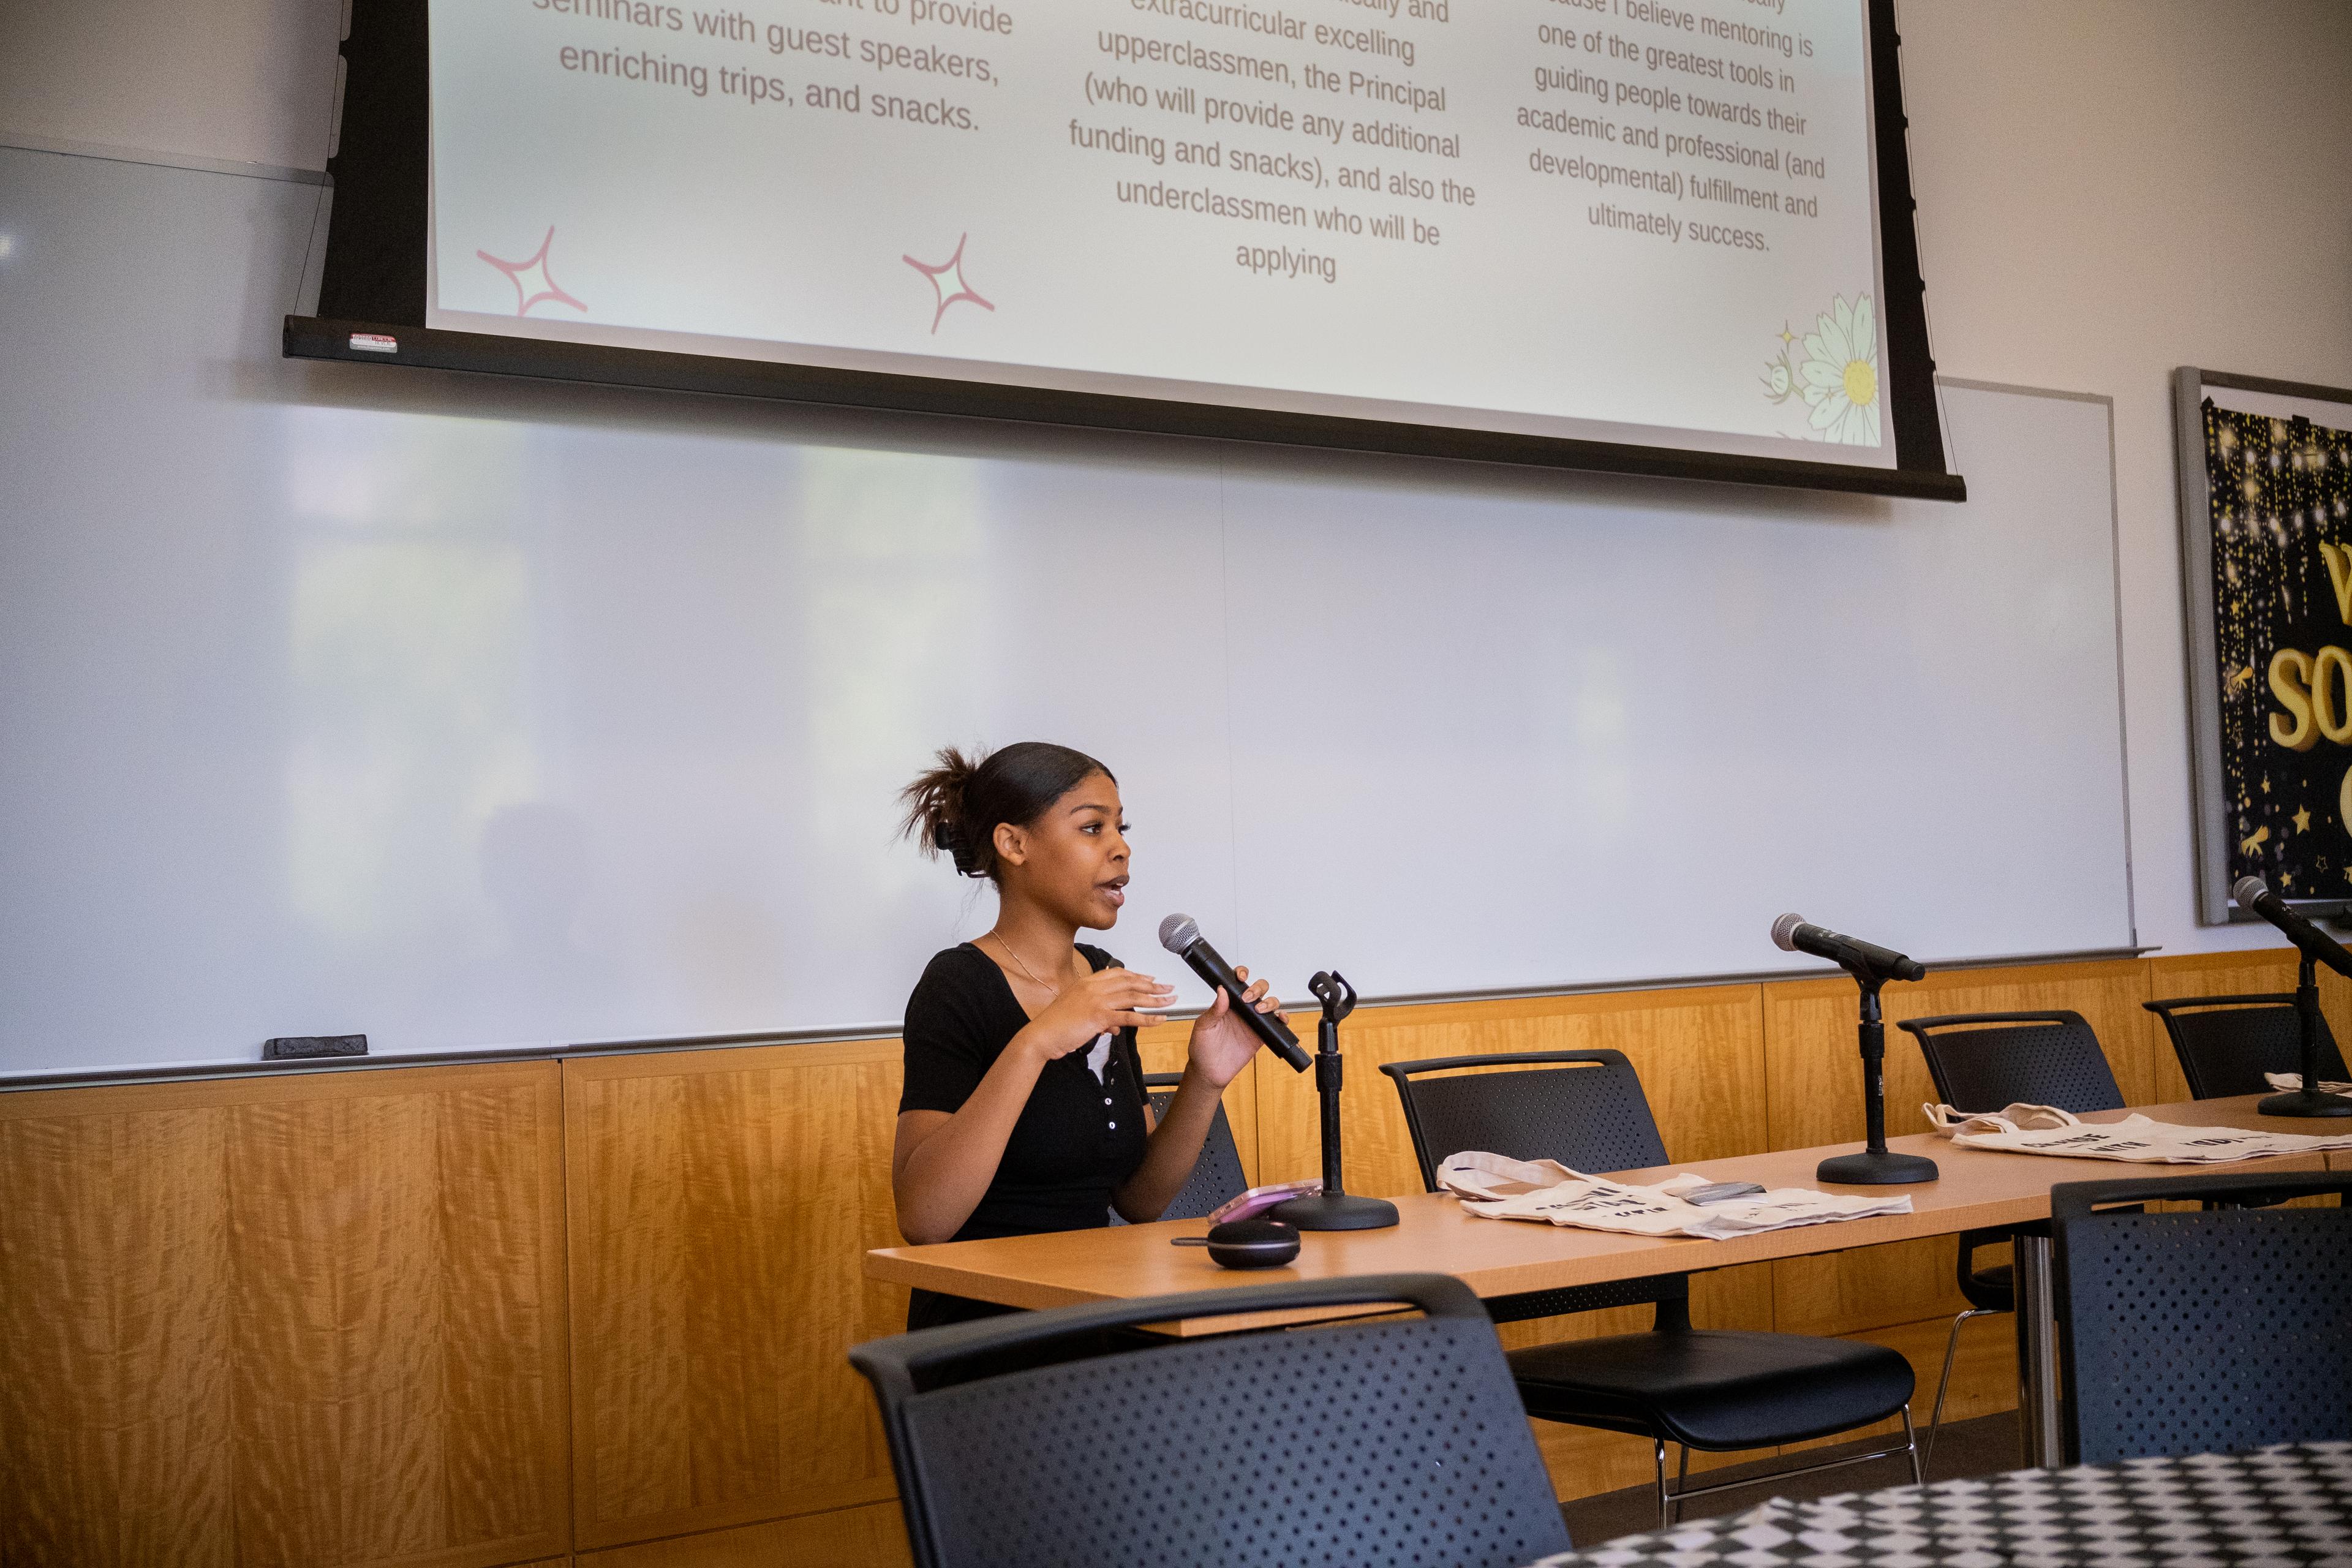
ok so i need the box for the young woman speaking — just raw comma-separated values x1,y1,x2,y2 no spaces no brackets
892,741,1280,1330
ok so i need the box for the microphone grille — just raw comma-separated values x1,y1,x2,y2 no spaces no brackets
1770,913,1806,953
1158,913,1200,954
2233,876,2269,910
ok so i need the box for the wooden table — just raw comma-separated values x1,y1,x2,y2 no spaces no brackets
865,1096,2348,1466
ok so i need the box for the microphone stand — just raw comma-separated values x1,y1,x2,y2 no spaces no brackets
2259,952,2352,1118
1272,971,1400,1231
1816,970,1940,1186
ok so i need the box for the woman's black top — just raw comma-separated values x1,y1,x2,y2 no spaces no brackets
897,942,1150,1331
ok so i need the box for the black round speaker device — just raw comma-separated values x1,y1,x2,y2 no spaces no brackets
1170,1218,1300,1269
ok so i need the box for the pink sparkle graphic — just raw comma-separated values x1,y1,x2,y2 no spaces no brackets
476,227,587,317
903,234,994,334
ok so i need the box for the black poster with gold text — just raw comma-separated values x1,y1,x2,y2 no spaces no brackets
2206,400,2352,900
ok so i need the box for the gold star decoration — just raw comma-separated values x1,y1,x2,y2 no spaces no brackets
2295,805,2312,833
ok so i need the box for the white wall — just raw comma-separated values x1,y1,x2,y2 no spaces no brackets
1897,0,2352,954
4,0,2349,959
0,0,341,172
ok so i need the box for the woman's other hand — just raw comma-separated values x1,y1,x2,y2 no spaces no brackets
1020,965,1175,1064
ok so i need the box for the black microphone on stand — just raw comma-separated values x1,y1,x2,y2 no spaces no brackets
1773,915,1925,984
1775,912,1939,1185
1158,914,1311,1072
2233,877,2352,1118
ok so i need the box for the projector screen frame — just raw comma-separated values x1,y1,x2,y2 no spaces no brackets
290,0,1964,502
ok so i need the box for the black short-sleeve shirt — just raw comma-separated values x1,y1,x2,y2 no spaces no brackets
899,943,1151,1329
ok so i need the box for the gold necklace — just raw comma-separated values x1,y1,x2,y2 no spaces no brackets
987,930,1066,999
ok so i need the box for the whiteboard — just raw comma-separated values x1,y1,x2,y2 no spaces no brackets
0,145,2134,1076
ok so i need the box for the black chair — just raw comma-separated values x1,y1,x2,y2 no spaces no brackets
2051,1170,2352,1464
1893,1009,2125,1474
1898,1009,2125,1115
1380,1051,1920,1526
1107,1073,1248,1226
848,1272,1574,1568
2143,993,2350,1099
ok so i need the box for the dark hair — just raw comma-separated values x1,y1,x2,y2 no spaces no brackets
899,742,1117,882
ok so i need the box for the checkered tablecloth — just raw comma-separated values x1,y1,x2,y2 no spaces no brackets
1527,1442,2352,1568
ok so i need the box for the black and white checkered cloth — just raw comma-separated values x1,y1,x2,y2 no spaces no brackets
1529,1442,2352,1568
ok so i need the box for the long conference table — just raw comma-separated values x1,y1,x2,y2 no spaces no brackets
866,1095,2349,1468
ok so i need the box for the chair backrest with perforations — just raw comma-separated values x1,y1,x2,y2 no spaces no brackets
2052,1171,2352,1464
1379,1051,1672,1191
1896,1011,2124,1113
1379,1052,1686,1327
2143,994,2350,1099
1144,1072,1248,1219
850,1273,1573,1568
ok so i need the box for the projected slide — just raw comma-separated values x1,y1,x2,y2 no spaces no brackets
428,0,1892,464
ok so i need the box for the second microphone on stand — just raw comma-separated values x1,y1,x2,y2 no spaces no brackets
1774,912,1937,1185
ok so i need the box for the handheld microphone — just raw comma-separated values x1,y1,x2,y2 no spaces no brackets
2233,876,2352,979
1157,914,1311,1072
1772,914,1926,984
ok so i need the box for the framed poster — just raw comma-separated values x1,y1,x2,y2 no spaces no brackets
2176,367,2352,923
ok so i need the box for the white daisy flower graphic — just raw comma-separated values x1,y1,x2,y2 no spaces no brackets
1796,294,1881,447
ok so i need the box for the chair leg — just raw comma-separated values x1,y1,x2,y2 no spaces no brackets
1920,1306,1998,1480
1901,1403,1923,1488
1632,1425,1920,1520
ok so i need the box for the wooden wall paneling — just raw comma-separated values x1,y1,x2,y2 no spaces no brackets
0,1063,570,1568
563,1043,905,1554
573,1501,914,1568
1769,1238,1973,1344
227,1090,440,1567
230,1066,572,1568
437,1085,575,1555
1,1102,235,1568
1762,959,2150,1344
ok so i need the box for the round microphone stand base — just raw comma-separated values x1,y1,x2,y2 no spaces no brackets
1271,1192,1401,1231
2256,1087,2352,1118
1816,1148,1940,1186
2261,957,2352,1117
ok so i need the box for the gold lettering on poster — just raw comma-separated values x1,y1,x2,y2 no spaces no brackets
2269,646,2319,751
2320,541,2352,625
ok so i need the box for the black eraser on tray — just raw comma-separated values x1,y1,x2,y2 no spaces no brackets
263,1034,369,1060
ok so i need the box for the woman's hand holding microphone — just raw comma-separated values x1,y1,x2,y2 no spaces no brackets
1186,966,1280,1088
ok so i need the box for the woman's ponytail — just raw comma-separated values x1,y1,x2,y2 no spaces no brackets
899,746,985,876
